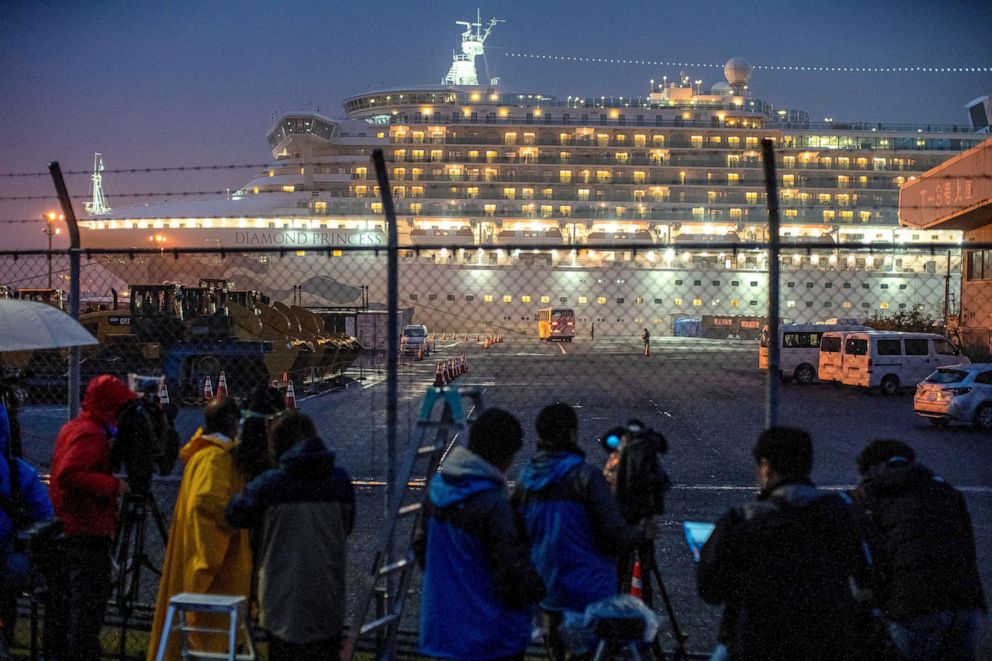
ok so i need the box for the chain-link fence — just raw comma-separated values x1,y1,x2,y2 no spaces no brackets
2,237,991,656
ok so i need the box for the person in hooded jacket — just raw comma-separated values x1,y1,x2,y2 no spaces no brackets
514,402,649,661
147,397,253,661
414,408,545,661
48,374,136,661
225,411,354,661
0,402,54,654
697,426,871,661
853,440,987,661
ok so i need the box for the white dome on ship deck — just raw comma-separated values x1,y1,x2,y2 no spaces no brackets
711,81,732,95
724,57,752,86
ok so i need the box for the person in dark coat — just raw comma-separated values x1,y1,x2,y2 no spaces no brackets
515,402,649,661
414,408,545,661
853,439,987,661
48,375,136,661
0,403,54,654
697,426,870,661
226,412,355,661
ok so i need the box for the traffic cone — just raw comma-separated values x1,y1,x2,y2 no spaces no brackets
463,333,468,341
460,353,467,374
476,332,480,342
442,360,452,384
451,357,460,378
216,371,229,398
284,380,297,410
202,377,214,402
433,362,445,388
644,343,651,357
158,381,170,408
630,560,643,600
417,343,425,361
483,336,490,349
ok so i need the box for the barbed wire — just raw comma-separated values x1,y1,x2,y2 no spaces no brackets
0,164,274,178
503,50,992,74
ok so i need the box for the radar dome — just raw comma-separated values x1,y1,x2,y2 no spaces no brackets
710,81,732,95
724,57,753,86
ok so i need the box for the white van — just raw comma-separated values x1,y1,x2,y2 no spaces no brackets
839,331,968,395
400,324,429,355
759,323,868,384
818,330,868,383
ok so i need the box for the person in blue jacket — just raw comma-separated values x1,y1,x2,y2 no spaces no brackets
414,408,545,661
514,402,650,661
0,402,55,652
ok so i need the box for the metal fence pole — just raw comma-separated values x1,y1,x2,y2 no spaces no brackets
49,162,82,418
372,149,399,607
760,140,781,429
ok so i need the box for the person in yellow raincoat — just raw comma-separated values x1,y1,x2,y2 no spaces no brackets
147,397,253,661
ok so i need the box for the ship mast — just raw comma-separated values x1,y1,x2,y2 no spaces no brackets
442,9,504,86
84,152,111,215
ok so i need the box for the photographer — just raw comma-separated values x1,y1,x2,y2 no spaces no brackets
607,420,670,607
48,375,137,661
515,403,655,661
0,402,54,657
112,376,180,496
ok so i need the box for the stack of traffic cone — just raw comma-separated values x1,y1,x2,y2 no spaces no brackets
216,371,229,398
284,380,297,409
460,354,467,374
433,362,445,388
202,377,214,402
158,381,170,409
630,560,643,600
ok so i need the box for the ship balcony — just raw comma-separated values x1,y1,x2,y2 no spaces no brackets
410,228,475,246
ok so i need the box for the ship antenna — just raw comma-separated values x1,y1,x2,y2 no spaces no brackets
442,10,504,86
84,152,111,215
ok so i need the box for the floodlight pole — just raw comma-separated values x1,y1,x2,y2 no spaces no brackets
761,140,781,429
49,162,82,418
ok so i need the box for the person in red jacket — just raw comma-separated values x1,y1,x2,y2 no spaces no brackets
48,375,136,661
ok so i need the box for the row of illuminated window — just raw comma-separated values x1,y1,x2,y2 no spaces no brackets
407,292,910,310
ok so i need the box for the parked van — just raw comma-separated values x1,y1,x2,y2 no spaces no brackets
759,323,868,384
401,324,429,355
839,331,968,395
818,330,868,383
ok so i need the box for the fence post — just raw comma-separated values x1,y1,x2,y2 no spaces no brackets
48,162,82,419
760,140,781,429
372,149,398,636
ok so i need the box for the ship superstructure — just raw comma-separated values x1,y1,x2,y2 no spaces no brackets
77,17,986,334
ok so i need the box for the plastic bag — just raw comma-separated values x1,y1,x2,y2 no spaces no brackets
560,595,660,654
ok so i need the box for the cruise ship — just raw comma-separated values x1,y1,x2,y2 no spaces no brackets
78,15,986,335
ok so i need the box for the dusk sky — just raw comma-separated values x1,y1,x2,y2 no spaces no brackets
2,0,990,248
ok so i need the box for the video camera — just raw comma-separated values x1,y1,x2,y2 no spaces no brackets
111,374,180,494
599,419,671,523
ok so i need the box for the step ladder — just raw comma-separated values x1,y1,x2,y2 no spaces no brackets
153,593,256,661
340,385,484,661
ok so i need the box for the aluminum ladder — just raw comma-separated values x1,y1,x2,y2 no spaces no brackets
340,385,483,661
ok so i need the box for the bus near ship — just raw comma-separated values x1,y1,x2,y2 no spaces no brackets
76,15,986,336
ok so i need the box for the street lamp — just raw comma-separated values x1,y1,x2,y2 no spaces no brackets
42,211,63,289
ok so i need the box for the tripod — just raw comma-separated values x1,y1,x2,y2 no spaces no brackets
622,541,690,661
112,491,169,659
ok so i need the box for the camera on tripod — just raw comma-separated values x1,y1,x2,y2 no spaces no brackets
111,374,180,494
598,419,671,524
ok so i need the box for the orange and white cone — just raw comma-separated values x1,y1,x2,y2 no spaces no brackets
460,353,467,374
476,332,480,342
451,357,460,378
216,371,229,398
442,360,451,384
202,377,214,402
643,343,651,357
158,381,170,408
433,362,445,388
630,560,643,600
417,343,425,361
284,380,297,409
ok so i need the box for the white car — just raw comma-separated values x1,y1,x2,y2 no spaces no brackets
914,363,992,430
400,324,429,355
